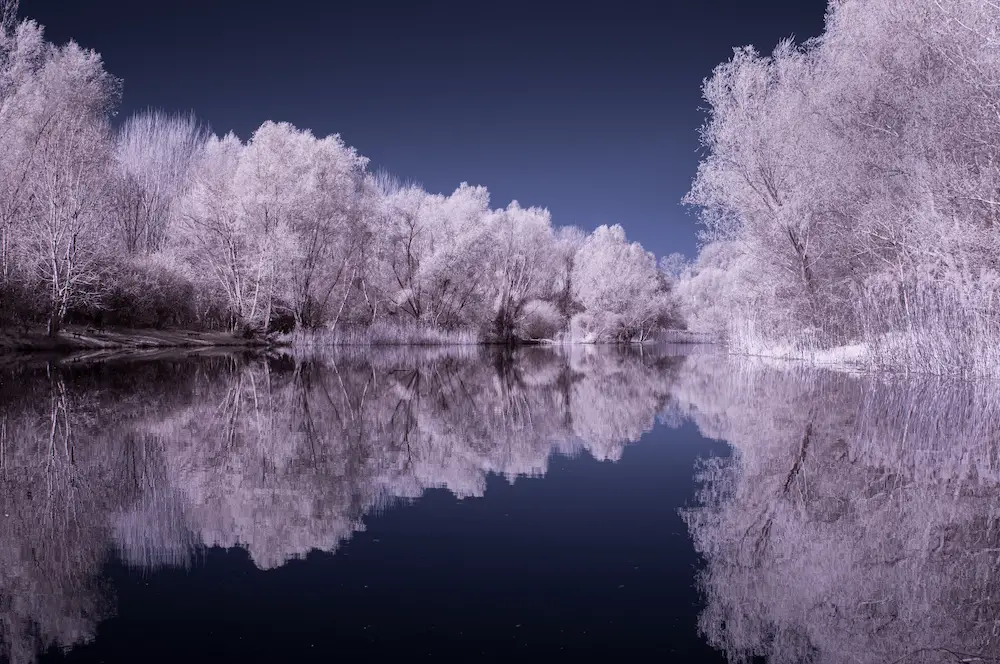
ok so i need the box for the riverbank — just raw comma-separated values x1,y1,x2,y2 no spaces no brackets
281,323,703,349
0,327,284,353
279,324,479,348
725,329,1000,377
0,324,706,357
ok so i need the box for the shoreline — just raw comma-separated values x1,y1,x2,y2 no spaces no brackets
0,327,284,353
0,326,713,360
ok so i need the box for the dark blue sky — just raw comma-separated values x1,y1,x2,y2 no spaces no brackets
21,0,827,259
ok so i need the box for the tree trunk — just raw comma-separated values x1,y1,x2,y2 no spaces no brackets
47,307,61,337
264,288,273,333
330,268,356,332
492,300,521,344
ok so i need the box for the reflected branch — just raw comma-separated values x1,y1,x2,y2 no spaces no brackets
678,355,1000,664
0,345,685,663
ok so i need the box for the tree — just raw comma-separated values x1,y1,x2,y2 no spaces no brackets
175,133,268,332
234,121,319,330
112,110,206,254
0,19,59,325
376,181,432,322
419,183,494,329
682,0,1000,369
0,17,42,287
683,41,849,335
672,241,751,338
22,39,118,335
572,224,675,342
658,252,689,281
283,128,368,329
553,225,586,319
374,182,494,329
485,201,558,341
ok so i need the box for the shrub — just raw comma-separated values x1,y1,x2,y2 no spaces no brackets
519,300,563,340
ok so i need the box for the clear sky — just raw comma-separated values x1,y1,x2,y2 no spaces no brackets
20,0,827,259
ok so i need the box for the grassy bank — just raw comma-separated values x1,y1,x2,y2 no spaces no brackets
282,323,709,349
0,326,284,353
280,323,481,349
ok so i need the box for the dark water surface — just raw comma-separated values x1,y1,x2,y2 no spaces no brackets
1,346,998,663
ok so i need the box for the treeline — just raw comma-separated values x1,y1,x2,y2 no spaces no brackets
0,1,676,343
675,0,1000,373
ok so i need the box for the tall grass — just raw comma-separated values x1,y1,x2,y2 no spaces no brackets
858,277,1000,377
725,306,847,360
721,276,1000,377
280,321,480,350
281,321,694,351
656,329,717,345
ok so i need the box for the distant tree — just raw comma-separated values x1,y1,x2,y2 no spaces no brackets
283,127,369,329
658,252,689,281
421,183,494,329
672,241,750,338
552,225,586,319
572,224,675,342
375,182,494,329
376,182,432,322
485,201,558,342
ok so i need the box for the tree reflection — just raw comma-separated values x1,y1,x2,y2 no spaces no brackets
675,355,1000,664
0,345,681,663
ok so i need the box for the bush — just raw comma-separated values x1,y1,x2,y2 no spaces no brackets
98,256,198,328
569,312,600,343
520,300,563,340
59,254,232,331
0,276,45,331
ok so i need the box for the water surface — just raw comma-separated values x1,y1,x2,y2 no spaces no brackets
0,346,997,663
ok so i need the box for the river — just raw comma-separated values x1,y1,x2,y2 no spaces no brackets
0,345,994,663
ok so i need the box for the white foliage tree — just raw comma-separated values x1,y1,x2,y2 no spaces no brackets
176,133,266,331
485,200,558,341
0,15,119,332
0,17,47,291
553,225,587,319
572,224,675,342
0,0,672,342
19,36,118,334
684,0,1000,371
112,110,206,254
282,126,369,329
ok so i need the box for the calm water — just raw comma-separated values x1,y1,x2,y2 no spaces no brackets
0,346,997,663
